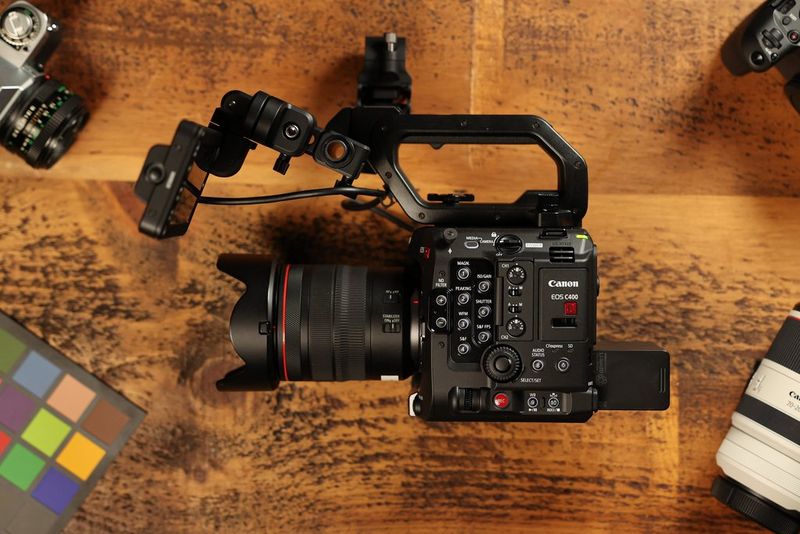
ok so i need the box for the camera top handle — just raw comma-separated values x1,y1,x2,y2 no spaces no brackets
341,108,589,228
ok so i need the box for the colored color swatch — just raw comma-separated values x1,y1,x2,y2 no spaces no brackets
0,385,37,432
0,444,45,491
13,352,60,398
83,399,130,445
47,375,95,422
21,409,70,456
0,312,145,533
0,329,26,373
32,468,80,515
57,433,105,481
0,430,10,455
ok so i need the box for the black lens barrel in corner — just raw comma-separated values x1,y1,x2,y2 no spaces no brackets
712,476,800,534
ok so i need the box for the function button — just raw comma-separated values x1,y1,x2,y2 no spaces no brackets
556,358,571,373
508,286,522,297
457,293,470,305
526,396,539,409
508,303,522,314
495,234,523,255
477,331,491,343
493,393,510,409
762,28,784,49
477,306,492,319
506,318,526,337
532,359,545,372
457,318,471,330
457,267,471,280
457,343,471,355
784,16,793,25
464,241,479,249
435,317,448,329
435,294,448,306
477,280,491,293
507,265,526,285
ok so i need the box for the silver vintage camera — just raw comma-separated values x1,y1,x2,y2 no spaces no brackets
0,1,87,168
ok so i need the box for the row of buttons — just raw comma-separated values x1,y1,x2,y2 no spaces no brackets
531,358,571,373
492,393,561,410
456,267,495,293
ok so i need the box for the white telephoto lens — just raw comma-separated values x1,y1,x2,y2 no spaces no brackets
713,308,800,534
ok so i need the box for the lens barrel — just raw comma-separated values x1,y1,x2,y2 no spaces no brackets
713,306,800,533
1,77,88,168
216,254,417,391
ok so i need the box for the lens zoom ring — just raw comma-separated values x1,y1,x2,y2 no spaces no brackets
333,266,368,380
308,266,336,380
766,317,800,374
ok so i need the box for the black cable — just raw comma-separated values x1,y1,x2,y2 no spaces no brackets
341,197,383,211
198,186,386,206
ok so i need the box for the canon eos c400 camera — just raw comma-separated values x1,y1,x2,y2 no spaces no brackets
134,34,670,422
0,1,87,168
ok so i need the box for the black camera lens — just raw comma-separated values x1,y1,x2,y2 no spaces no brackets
0,78,88,168
216,254,419,390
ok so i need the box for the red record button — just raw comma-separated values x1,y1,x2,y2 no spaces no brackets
564,302,578,316
493,392,510,409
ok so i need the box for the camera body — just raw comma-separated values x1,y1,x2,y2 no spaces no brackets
0,1,87,167
409,226,599,421
136,34,670,423
722,0,800,112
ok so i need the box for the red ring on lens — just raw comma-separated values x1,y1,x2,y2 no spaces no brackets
281,264,291,381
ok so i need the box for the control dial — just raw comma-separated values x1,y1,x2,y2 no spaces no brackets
1,7,38,47
483,345,523,383
507,265,526,285
506,317,526,337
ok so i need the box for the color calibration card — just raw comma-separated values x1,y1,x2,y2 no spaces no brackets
0,312,145,533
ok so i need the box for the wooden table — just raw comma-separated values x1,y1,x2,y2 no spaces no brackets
1,0,795,531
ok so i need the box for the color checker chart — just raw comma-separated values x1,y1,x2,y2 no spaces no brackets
0,312,145,533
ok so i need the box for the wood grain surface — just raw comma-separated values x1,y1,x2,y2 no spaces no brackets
0,0,796,532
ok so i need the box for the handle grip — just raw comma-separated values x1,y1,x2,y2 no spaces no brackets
369,113,588,227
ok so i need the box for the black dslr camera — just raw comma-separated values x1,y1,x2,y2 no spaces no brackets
722,0,800,112
0,1,88,168
135,34,670,422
